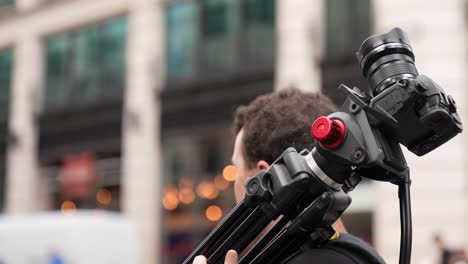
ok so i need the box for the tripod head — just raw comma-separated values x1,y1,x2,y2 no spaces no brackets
183,28,463,264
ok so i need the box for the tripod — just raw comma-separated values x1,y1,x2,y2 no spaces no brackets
183,28,463,264
183,85,414,264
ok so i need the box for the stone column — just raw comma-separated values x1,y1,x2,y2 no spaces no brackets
372,1,468,263
6,35,43,213
122,0,164,263
275,0,324,92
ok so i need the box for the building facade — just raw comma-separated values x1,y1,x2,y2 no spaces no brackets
0,0,465,263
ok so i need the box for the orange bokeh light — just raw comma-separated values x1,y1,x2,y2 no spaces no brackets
178,186,195,204
61,200,76,215
162,186,179,210
196,182,219,200
223,165,237,182
205,205,223,222
96,188,112,206
214,174,229,190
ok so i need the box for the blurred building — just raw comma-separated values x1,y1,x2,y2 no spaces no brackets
0,0,465,263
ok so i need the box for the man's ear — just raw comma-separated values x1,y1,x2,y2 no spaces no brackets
256,160,269,171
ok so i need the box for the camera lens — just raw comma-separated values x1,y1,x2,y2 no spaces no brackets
356,28,418,94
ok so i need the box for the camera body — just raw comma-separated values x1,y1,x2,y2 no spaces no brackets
368,74,462,156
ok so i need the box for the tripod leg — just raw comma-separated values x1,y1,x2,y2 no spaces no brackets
208,207,271,264
239,216,290,264
183,200,254,264
249,227,302,264
248,191,350,264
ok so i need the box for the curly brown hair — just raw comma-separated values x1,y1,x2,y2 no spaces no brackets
234,88,337,168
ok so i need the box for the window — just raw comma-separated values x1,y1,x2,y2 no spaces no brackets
101,18,127,93
45,17,128,110
165,0,275,81
161,131,235,263
325,0,372,60
0,50,11,119
0,49,10,212
200,0,239,75
166,1,199,79
200,0,238,74
0,0,13,8
322,0,372,105
242,0,275,65
202,0,229,37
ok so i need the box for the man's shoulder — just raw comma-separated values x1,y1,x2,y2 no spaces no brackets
284,233,386,264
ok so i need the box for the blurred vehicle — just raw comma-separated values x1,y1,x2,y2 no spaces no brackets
0,211,139,264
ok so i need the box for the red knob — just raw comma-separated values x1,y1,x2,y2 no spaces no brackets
311,116,346,149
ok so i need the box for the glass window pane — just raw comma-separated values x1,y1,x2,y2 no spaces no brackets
0,50,12,212
45,17,127,110
166,1,199,80
202,0,228,37
72,27,99,103
46,34,72,109
165,0,276,81
352,0,372,45
326,0,371,58
0,0,13,8
0,50,11,117
101,17,128,94
243,0,275,65
200,0,239,74
244,0,274,25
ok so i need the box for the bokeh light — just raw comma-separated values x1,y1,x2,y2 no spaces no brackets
178,186,195,204
61,200,76,215
162,186,179,210
223,165,237,182
196,182,219,200
96,188,112,206
205,205,223,222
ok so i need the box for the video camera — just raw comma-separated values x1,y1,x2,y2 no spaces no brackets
183,28,463,264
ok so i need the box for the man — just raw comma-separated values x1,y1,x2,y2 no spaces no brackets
194,88,384,263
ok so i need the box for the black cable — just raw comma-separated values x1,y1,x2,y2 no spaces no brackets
398,180,412,264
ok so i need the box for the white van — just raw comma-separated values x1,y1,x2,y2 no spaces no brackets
0,211,139,264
